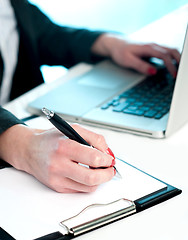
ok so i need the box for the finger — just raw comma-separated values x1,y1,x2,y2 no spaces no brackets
162,54,177,77
163,47,181,63
64,160,115,186
59,139,114,168
49,176,99,193
126,54,155,75
71,124,109,152
140,45,179,76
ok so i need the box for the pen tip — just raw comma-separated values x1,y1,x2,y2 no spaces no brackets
114,166,122,179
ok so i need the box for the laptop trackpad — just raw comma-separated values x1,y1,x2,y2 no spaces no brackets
78,61,143,90
78,69,123,89
28,61,144,118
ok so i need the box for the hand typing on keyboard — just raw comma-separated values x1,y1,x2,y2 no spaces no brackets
92,34,180,78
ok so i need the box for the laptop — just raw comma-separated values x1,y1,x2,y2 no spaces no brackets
27,26,188,139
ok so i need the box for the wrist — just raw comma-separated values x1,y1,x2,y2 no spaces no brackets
0,124,39,173
91,33,124,58
91,33,115,57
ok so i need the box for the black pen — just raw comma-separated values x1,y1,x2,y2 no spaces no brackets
42,107,121,177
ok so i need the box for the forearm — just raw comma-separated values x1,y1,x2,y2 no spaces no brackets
31,3,105,66
0,107,26,168
39,25,105,67
0,124,35,172
15,1,105,68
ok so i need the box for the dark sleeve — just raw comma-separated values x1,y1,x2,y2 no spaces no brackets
0,107,24,135
21,2,105,68
0,107,25,168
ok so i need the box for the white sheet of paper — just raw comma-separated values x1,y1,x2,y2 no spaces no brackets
0,159,165,240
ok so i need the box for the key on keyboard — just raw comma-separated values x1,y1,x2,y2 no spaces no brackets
101,68,175,119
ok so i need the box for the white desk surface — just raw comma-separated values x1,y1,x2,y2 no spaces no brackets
3,4,188,240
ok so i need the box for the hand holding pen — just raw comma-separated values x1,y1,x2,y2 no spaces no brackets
42,108,121,179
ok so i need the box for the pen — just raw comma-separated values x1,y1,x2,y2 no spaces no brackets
42,107,121,177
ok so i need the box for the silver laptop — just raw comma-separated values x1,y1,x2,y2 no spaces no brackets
27,26,188,139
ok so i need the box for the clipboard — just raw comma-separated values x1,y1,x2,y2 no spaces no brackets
0,159,181,240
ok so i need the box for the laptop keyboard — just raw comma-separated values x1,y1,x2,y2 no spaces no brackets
101,68,175,119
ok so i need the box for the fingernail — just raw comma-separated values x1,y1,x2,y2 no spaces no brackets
148,67,157,75
106,147,115,159
111,158,116,167
174,71,177,79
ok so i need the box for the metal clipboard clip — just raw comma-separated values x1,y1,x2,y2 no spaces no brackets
60,198,136,236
